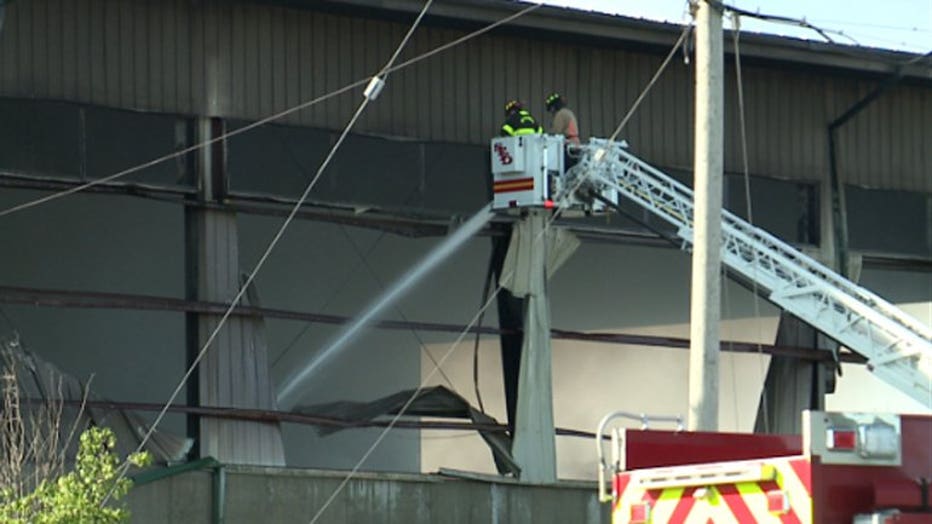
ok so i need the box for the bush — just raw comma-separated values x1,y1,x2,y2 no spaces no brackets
0,426,150,523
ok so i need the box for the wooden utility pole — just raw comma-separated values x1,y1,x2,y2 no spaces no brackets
688,0,724,432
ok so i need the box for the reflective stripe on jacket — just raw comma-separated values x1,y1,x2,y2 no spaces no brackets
501,110,543,136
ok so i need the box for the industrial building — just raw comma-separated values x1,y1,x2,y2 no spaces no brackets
0,0,929,521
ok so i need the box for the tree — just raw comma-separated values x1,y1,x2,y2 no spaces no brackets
0,339,150,522
0,426,150,523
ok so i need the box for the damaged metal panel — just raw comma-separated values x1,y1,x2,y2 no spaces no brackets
0,336,192,463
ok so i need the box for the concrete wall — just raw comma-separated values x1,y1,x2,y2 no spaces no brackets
126,467,608,524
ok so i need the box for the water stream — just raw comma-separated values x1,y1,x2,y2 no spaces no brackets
277,202,495,407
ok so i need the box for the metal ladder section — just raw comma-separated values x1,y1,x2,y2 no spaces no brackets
567,138,932,408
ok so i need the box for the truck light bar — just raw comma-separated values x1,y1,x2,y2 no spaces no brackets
635,462,776,489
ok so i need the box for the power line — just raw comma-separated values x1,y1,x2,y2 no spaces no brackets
609,20,693,141
0,2,544,220
729,11,770,433
101,0,452,506
307,18,696,521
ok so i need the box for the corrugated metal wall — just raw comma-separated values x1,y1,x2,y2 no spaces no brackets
0,0,928,192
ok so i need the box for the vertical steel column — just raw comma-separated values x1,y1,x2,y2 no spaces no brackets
510,209,557,482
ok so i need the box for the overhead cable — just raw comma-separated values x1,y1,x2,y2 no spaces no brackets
102,0,457,506
730,11,778,432
608,21,693,142
0,2,543,219
308,19,703,521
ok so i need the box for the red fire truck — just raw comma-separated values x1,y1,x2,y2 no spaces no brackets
597,410,932,523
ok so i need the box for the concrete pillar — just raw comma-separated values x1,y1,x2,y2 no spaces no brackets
688,0,724,431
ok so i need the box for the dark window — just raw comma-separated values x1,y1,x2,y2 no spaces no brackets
847,186,931,257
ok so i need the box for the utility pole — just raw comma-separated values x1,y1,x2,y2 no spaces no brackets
688,0,723,432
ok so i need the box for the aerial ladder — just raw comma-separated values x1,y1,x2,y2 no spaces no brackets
489,135,932,408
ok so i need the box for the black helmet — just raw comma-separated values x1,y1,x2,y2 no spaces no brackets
545,92,563,111
504,99,522,115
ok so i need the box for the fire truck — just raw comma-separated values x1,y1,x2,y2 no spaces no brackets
596,410,932,523
489,135,932,522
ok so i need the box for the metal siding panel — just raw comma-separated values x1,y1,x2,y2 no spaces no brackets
751,69,768,177
297,10,315,128
881,91,895,188
119,0,134,108
176,2,192,115
466,36,483,144
382,19,400,134
258,7,273,118
577,45,592,137
456,33,471,143
230,5,245,121
910,88,930,192
623,51,640,146
479,36,496,139
354,17,373,128
242,4,259,119
653,60,667,163
763,70,778,176
144,2,161,112
1,0,928,193
637,53,654,154
897,89,912,189
91,0,108,105
30,0,46,97
441,28,456,141
593,48,607,137
134,1,150,109
271,7,288,118
102,0,119,105
858,80,872,186
0,0,20,94
47,0,65,98
308,11,327,127
411,28,427,138
609,48,624,141
74,0,91,102
314,12,343,127
210,2,231,117
282,11,300,126
156,1,171,112
338,15,354,125
778,70,792,178
791,77,807,176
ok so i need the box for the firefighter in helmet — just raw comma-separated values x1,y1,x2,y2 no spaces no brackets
544,92,579,145
500,100,543,137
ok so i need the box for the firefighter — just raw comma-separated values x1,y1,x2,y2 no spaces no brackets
545,92,581,172
500,100,543,137
544,92,579,145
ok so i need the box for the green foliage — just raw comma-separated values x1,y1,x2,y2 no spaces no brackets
0,427,151,523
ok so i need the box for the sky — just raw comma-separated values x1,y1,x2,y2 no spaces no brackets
537,0,932,54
